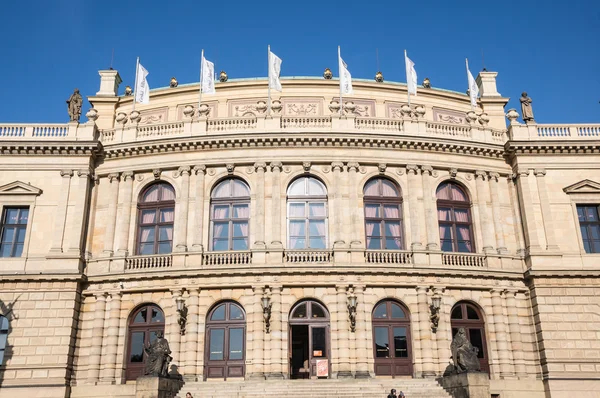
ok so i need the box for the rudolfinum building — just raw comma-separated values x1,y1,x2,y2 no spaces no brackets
0,68,599,398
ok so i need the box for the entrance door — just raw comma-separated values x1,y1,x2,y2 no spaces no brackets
372,300,413,376
204,301,246,380
450,301,489,373
288,300,330,379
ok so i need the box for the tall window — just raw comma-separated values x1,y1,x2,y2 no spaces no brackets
287,177,328,249
0,315,7,364
137,183,175,255
577,205,600,253
126,304,165,380
210,179,250,251
436,182,474,253
364,178,403,250
0,207,29,257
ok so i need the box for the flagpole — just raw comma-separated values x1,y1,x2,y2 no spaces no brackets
466,58,473,111
132,56,140,112
267,45,272,117
405,50,410,106
338,46,343,117
199,49,204,110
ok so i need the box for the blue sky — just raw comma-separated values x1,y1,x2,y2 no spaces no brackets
0,0,598,123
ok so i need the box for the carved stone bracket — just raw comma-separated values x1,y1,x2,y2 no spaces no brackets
331,162,344,172
152,169,162,180
302,162,311,172
421,165,433,176
475,170,487,181
226,164,235,174
270,161,283,172
378,163,387,173
121,171,134,181
534,168,546,177
60,169,74,178
107,173,120,183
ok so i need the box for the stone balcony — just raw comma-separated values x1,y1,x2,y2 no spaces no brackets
507,120,600,141
0,121,97,141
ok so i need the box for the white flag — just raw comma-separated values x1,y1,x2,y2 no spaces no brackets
135,62,150,104
404,50,417,96
338,47,353,95
268,49,282,92
201,54,215,94
466,59,479,108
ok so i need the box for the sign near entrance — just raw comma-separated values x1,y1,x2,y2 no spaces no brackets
316,359,328,377
313,350,322,357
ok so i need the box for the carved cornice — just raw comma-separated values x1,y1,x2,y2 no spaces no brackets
0,142,102,157
505,140,600,156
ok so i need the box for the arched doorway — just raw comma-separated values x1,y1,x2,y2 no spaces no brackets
288,300,330,379
204,301,246,380
372,300,413,376
126,304,165,380
450,301,489,373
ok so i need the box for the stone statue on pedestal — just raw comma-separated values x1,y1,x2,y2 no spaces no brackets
144,331,172,377
66,88,83,122
450,328,481,373
520,92,535,123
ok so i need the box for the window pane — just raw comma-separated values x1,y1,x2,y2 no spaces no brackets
5,209,19,223
0,244,11,257
586,207,599,221
374,327,390,358
209,329,225,360
391,303,405,318
373,303,388,318
289,203,306,217
451,306,463,320
456,226,471,241
13,244,23,257
451,185,467,201
232,239,248,251
311,304,326,318
367,237,381,250
141,209,156,224
583,239,592,253
385,222,401,238
309,220,325,237
211,305,226,321
151,308,164,323
0,333,6,349
581,226,590,241
458,241,472,253
149,331,160,344
0,316,8,330
441,240,454,252
385,237,402,250
134,308,147,323
140,227,155,243
382,180,399,197
363,180,379,196
139,243,154,255
232,180,250,197
393,327,408,358
439,225,452,240
312,327,326,357
467,306,480,320
1,228,14,243
309,237,326,249
159,226,172,241
365,204,380,218
383,205,400,218
469,328,485,359
213,180,232,198
16,227,26,243
212,205,230,220
158,242,171,254
230,305,244,320
369,222,381,237
292,304,307,318
228,328,244,360
160,209,174,223
18,209,29,224
160,185,176,201
454,209,469,223
233,204,249,219
438,208,451,221
590,225,600,239
307,179,326,196
436,184,450,200
592,240,600,253
290,238,306,249
142,185,159,202
289,220,305,237
129,332,145,362
213,222,229,239
577,206,585,221
309,203,326,217
232,222,248,238
288,179,306,196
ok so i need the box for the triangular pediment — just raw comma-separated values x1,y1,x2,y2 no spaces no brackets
0,181,42,196
563,179,600,194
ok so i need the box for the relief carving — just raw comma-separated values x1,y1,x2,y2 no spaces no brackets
282,98,322,116
432,108,467,124
139,107,168,125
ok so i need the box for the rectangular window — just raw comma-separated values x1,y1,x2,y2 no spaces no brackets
0,207,29,258
577,205,600,253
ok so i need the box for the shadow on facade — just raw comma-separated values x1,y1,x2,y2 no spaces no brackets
0,295,20,388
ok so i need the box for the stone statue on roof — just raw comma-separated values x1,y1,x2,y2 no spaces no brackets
67,88,83,122
520,92,535,123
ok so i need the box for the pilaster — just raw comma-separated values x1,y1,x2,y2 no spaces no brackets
249,285,265,379
191,165,206,251
491,289,514,378
331,162,346,247
184,288,200,381
115,171,134,256
475,170,495,253
102,173,120,257
353,285,370,378
68,168,91,254
100,292,122,384
175,166,191,252
534,169,559,251
335,285,352,378
266,285,284,379
87,293,107,384
168,290,183,374
505,290,528,378
514,169,542,253
417,287,435,377
254,163,267,248
488,172,508,254
407,165,423,250
49,169,73,254
347,162,362,248
421,165,440,251
270,162,283,248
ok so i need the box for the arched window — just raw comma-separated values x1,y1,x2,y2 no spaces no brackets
205,301,246,380
364,178,404,250
436,182,474,252
210,179,250,251
451,301,489,373
371,300,412,376
126,304,165,380
287,177,328,249
0,315,8,364
137,182,176,255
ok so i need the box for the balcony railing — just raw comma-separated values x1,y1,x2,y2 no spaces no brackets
281,116,331,130
509,123,600,141
202,251,252,266
365,250,413,264
442,252,487,268
137,122,184,139
207,117,257,133
284,250,333,263
125,254,173,271
0,123,96,141
355,117,402,132
427,121,471,138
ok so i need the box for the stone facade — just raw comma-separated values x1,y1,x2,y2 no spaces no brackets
0,69,599,398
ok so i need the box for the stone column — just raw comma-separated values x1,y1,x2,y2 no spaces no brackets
417,287,435,377
174,166,191,252
534,169,559,250
102,173,120,256
67,169,91,253
100,292,122,383
270,162,283,247
475,170,495,253
115,171,134,256
254,163,267,248
514,169,542,252
488,173,508,253
347,162,362,247
490,289,514,378
49,169,73,253
436,290,452,375
331,162,346,247
169,290,182,374
191,165,206,251
250,285,265,379
421,165,439,250
335,285,352,377
265,286,283,378
196,290,209,378
354,285,370,378
87,293,107,384
184,288,200,381
505,290,527,377
406,165,423,250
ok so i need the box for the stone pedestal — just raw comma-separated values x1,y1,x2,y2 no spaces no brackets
135,376,183,398
440,372,490,398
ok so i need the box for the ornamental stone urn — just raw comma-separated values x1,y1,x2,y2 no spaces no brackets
506,108,520,123
130,110,141,124
198,104,210,117
183,105,195,118
466,111,478,124
256,100,267,114
478,113,490,126
85,108,99,123
343,101,356,115
400,104,412,117
271,100,282,114
328,100,340,114
115,112,128,125
414,105,426,118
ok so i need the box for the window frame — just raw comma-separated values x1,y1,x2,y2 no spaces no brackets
0,207,29,258
125,304,165,380
436,182,475,253
209,179,251,251
363,178,404,250
576,204,600,253
135,183,175,256
286,177,328,250
0,314,8,365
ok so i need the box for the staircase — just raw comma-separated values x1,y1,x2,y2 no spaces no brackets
181,378,451,398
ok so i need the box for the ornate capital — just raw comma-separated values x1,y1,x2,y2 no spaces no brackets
475,170,487,180
107,173,120,183
378,163,387,173
421,165,433,175
177,166,191,177
94,292,107,301
60,169,74,178
534,168,546,177
270,161,283,172
121,171,134,181
347,162,360,172
77,169,91,178
331,162,344,172
152,169,162,180
254,162,267,172
406,164,419,175
515,168,530,178
488,172,500,181
193,165,206,175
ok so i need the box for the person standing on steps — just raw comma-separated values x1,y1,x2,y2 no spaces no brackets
387,388,398,398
